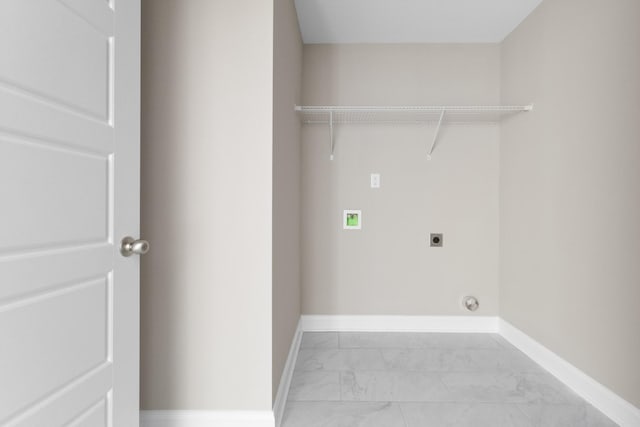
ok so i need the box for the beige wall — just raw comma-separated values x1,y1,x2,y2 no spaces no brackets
501,0,640,407
272,0,302,402
141,0,274,410
302,45,501,315
139,0,640,412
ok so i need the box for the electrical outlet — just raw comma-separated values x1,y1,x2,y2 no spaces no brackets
370,173,380,188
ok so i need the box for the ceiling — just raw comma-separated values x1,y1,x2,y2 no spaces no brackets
294,0,543,44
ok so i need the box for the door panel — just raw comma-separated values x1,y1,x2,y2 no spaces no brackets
0,88,112,153
0,0,111,120
0,277,108,421
8,365,112,427
0,139,109,252
0,245,111,301
0,0,140,425
67,399,109,427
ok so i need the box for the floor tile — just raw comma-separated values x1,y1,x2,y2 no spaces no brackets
439,372,584,404
288,371,341,401
379,348,543,373
301,332,339,349
489,333,520,350
433,333,506,350
282,332,617,426
400,402,532,427
295,349,386,371
282,402,405,427
341,370,448,401
339,332,503,350
518,403,619,427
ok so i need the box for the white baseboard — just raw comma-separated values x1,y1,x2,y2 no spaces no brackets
499,319,640,427
139,410,275,427
300,315,499,333
273,319,303,427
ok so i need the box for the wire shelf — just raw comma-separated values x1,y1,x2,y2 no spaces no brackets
296,105,532,124
294,105,533,160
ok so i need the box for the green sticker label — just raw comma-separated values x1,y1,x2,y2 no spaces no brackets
346,213,359,226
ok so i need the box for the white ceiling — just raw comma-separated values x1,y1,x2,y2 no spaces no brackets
294,0,543,44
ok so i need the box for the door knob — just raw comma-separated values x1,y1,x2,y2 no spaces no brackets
120,236,150,257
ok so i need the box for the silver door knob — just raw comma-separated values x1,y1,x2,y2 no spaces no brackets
120,236,150,257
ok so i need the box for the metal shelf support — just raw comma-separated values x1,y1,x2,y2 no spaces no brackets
427,109,446,160
329,110,334,160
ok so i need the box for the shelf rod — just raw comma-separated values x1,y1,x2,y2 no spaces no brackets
427,109,446,160
295,105,533,114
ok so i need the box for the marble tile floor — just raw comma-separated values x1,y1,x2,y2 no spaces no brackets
281,332,618,427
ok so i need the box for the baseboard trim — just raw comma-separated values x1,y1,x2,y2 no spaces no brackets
300,315,499,333
499,319,640,427
273,319,302,427
139,410,275,427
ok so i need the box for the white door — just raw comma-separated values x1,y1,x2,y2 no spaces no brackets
0,1,141,426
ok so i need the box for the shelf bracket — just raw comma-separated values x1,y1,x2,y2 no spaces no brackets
329,110,335,160
427,109,446,160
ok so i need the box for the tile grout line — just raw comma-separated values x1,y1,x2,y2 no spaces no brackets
513,402,535,423
397,402,409,427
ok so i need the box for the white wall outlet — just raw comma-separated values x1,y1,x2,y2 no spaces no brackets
370,173,381,188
